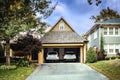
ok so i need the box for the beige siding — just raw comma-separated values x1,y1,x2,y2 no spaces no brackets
52,20,73,31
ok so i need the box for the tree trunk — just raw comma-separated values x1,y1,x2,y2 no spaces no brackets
6,40,10,66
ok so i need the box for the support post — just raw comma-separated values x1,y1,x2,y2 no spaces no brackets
80,47,84,63
38,48,44,64
84,43,87,63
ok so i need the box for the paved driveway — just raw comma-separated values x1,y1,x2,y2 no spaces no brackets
26,63,108,80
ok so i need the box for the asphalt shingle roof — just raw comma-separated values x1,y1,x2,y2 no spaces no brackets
96,18,120,24
41,31,85,44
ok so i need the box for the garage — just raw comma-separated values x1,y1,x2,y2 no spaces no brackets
44,48,80,63
38,18,87,64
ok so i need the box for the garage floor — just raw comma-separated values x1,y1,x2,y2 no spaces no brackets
26,63,109,80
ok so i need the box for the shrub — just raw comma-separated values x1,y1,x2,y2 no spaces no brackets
86,47,97,63
105,56,120,60
0,65,17,70
97,51,107,60
17,59,29,67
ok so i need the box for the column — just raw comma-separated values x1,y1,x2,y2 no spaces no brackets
80,47,84,63
38,48,44,64
84,43,87,63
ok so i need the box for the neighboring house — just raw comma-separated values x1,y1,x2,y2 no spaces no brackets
38,17,88,64
85,18,120,56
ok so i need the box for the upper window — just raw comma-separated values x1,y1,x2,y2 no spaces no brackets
104,28,107,35
59,22,64,30
109,27,113,35
115,27,118,35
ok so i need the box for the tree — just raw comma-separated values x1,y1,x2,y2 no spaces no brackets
11,34,41,58
88,0,102,6
86,47,97,63
91,7,120,22
100,33,104,52
0,0,56,66
97,33,106,60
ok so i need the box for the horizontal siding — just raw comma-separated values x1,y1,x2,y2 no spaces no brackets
104,36,120,44
88,38,99,49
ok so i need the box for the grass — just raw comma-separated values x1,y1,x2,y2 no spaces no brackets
0,66,35,80
88,59,120,80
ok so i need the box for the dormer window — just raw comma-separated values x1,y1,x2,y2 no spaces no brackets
59,22,64,30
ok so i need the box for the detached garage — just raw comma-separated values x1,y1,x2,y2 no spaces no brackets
38,17,87,64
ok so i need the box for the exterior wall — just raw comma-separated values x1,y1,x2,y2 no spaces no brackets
103,26,120,56
87,28,100,49
87,24,120,56
52,19,73,31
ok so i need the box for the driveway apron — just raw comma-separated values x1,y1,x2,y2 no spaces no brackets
26,63,109,80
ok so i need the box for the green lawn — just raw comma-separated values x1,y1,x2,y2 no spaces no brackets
88,59,120,80
0,66,35,80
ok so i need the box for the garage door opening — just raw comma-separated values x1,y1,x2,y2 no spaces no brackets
44,48,80,63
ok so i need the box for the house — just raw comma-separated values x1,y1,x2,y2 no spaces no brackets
38,17,88,64
85,18,120,56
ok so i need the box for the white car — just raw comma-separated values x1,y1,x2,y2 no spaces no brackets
46,51,59,60
64,52,76,61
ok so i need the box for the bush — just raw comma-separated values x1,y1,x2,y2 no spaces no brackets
0,65,17,70
17,59,29,67
86,47,97,63
105,56,120,60
97,51,107,60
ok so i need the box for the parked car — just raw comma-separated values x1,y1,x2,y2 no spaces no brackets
64,51,76,61
46,51,59,60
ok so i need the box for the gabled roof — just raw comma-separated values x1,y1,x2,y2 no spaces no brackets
95,18,120,24
41,31,85,44
49,17,75,32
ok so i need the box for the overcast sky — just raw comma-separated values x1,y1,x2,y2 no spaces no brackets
40,0,120,34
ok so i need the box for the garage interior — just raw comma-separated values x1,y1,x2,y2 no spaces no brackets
44,48,80,63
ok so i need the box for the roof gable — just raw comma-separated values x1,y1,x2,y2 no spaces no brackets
50,17,75,32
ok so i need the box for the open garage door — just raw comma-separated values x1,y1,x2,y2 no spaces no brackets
44,48,80,63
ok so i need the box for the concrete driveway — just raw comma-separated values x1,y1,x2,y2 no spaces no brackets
26,63,109,80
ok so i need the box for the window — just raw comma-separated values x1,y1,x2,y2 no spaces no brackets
109,49,113,53
59,22,64,30
109,44,114,53
115,49,119,53
109,27,113,35
115,27,118,35
104,28,107,35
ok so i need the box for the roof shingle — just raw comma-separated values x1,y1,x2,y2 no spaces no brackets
96,18,120,24
41,31,85,43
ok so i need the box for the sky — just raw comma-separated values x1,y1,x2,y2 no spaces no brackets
38,0,120,34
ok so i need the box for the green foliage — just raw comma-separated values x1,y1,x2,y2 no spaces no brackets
0,65,17,70
88,60,120,80
100,33,104,52
0,67,35,80
105,56,120,60
86,47,97,63
88,0,102,6
17,59,29,67
91,7,120,22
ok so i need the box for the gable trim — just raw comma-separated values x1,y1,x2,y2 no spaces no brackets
49,17,75,32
